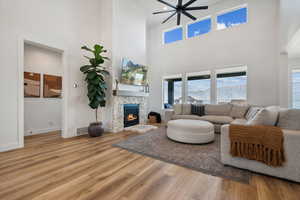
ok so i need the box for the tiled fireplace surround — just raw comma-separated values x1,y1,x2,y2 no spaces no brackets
111,96,148,133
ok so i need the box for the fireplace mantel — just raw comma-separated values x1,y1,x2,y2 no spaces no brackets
113,90,149,97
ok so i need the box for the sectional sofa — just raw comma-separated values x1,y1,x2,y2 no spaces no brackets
164,103,257,133
164,103,300,182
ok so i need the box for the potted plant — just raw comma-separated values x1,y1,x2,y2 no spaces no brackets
80,44,110,137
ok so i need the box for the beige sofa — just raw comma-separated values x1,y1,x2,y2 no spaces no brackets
164,103,254,133
165,104,300,182
221,108,300,182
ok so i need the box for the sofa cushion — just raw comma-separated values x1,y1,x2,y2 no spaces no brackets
231,118,248,125
247,106,279,126
172,115,203,120
182,104,192,115
205,104,233,116
173,104,182,115
245,106,262,120
277,109,300,130
191,104,205,116
230,104,250,119
199,115,234,124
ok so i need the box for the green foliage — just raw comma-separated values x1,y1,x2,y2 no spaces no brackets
80,44,110,121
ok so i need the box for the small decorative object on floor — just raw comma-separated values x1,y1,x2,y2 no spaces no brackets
148,112,161,123
124,125,158,134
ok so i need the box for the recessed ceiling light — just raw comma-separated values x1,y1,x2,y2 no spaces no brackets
163,6,168,10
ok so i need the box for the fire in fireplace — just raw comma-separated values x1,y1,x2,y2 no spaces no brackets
124,104,140,128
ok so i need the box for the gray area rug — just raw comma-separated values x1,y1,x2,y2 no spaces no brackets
113,127,252,184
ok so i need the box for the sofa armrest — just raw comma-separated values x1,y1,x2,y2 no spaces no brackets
221,124,300,166
164,109,175,123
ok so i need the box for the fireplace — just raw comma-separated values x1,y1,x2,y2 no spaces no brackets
124,104,140,128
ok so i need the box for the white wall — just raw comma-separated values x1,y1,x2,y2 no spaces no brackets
0,0,108,151
24,43,62,136
278,0,300,107
147,0,280,113
279,0,300,52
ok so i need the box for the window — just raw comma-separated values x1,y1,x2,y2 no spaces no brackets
292,69,300,109
163,77,182,108
187,73,211,104
217,67,247,103
217,6,247,30
187,18,211,38
163,27,183,44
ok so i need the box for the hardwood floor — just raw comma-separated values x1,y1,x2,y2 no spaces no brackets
0,131,299,200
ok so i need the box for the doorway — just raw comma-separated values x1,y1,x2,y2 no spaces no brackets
24,42,63,138
18,38,69,147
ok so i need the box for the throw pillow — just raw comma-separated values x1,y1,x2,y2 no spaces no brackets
182,104,192,115
245,107,262,121
173,104,182,115
230,104,250,119
247,106,279,126
191,104,205,116
205,103,233,116
277,109,300,130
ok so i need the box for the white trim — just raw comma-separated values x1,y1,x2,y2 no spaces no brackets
186,70,211,77
162,25,183,45
186,16,212,39
17,37,25,150
215,65,247,74
25,127,61,136
0,142,23,152
18,35,69,148
216,4,248,31
162,74,183,80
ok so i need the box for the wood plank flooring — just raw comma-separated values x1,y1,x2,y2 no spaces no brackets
0,131,299,200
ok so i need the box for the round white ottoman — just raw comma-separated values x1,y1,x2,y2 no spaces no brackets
167,119,215,144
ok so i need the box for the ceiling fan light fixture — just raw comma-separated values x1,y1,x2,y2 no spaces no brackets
153,0,208,25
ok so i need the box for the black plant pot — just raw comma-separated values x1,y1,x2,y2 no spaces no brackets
88,122,104,137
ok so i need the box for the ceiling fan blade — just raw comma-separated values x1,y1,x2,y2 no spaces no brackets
153,10,176,14
185,6,209,11
162,12,177,24
178,0,183,7
177,13,181,26
157,0,176,9
183,0,197,8
182,11,197,21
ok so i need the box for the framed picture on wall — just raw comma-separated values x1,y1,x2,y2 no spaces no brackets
24,72,41,98
43,74,62,98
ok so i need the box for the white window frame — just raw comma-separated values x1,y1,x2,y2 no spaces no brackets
162,74,184,109
216,4,248,31
186,71,212,104
215,66,248,103
290,67,300,108
162,25,184,45
186,16,212,39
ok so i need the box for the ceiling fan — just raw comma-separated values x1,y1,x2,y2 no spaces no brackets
153,0,208,25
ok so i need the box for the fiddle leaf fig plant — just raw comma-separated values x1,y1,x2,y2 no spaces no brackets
80,44,110,122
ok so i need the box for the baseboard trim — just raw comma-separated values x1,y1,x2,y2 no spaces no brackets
25,127,61,136
0,142,24,152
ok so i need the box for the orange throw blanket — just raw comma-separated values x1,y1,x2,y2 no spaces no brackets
229,124,285,167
